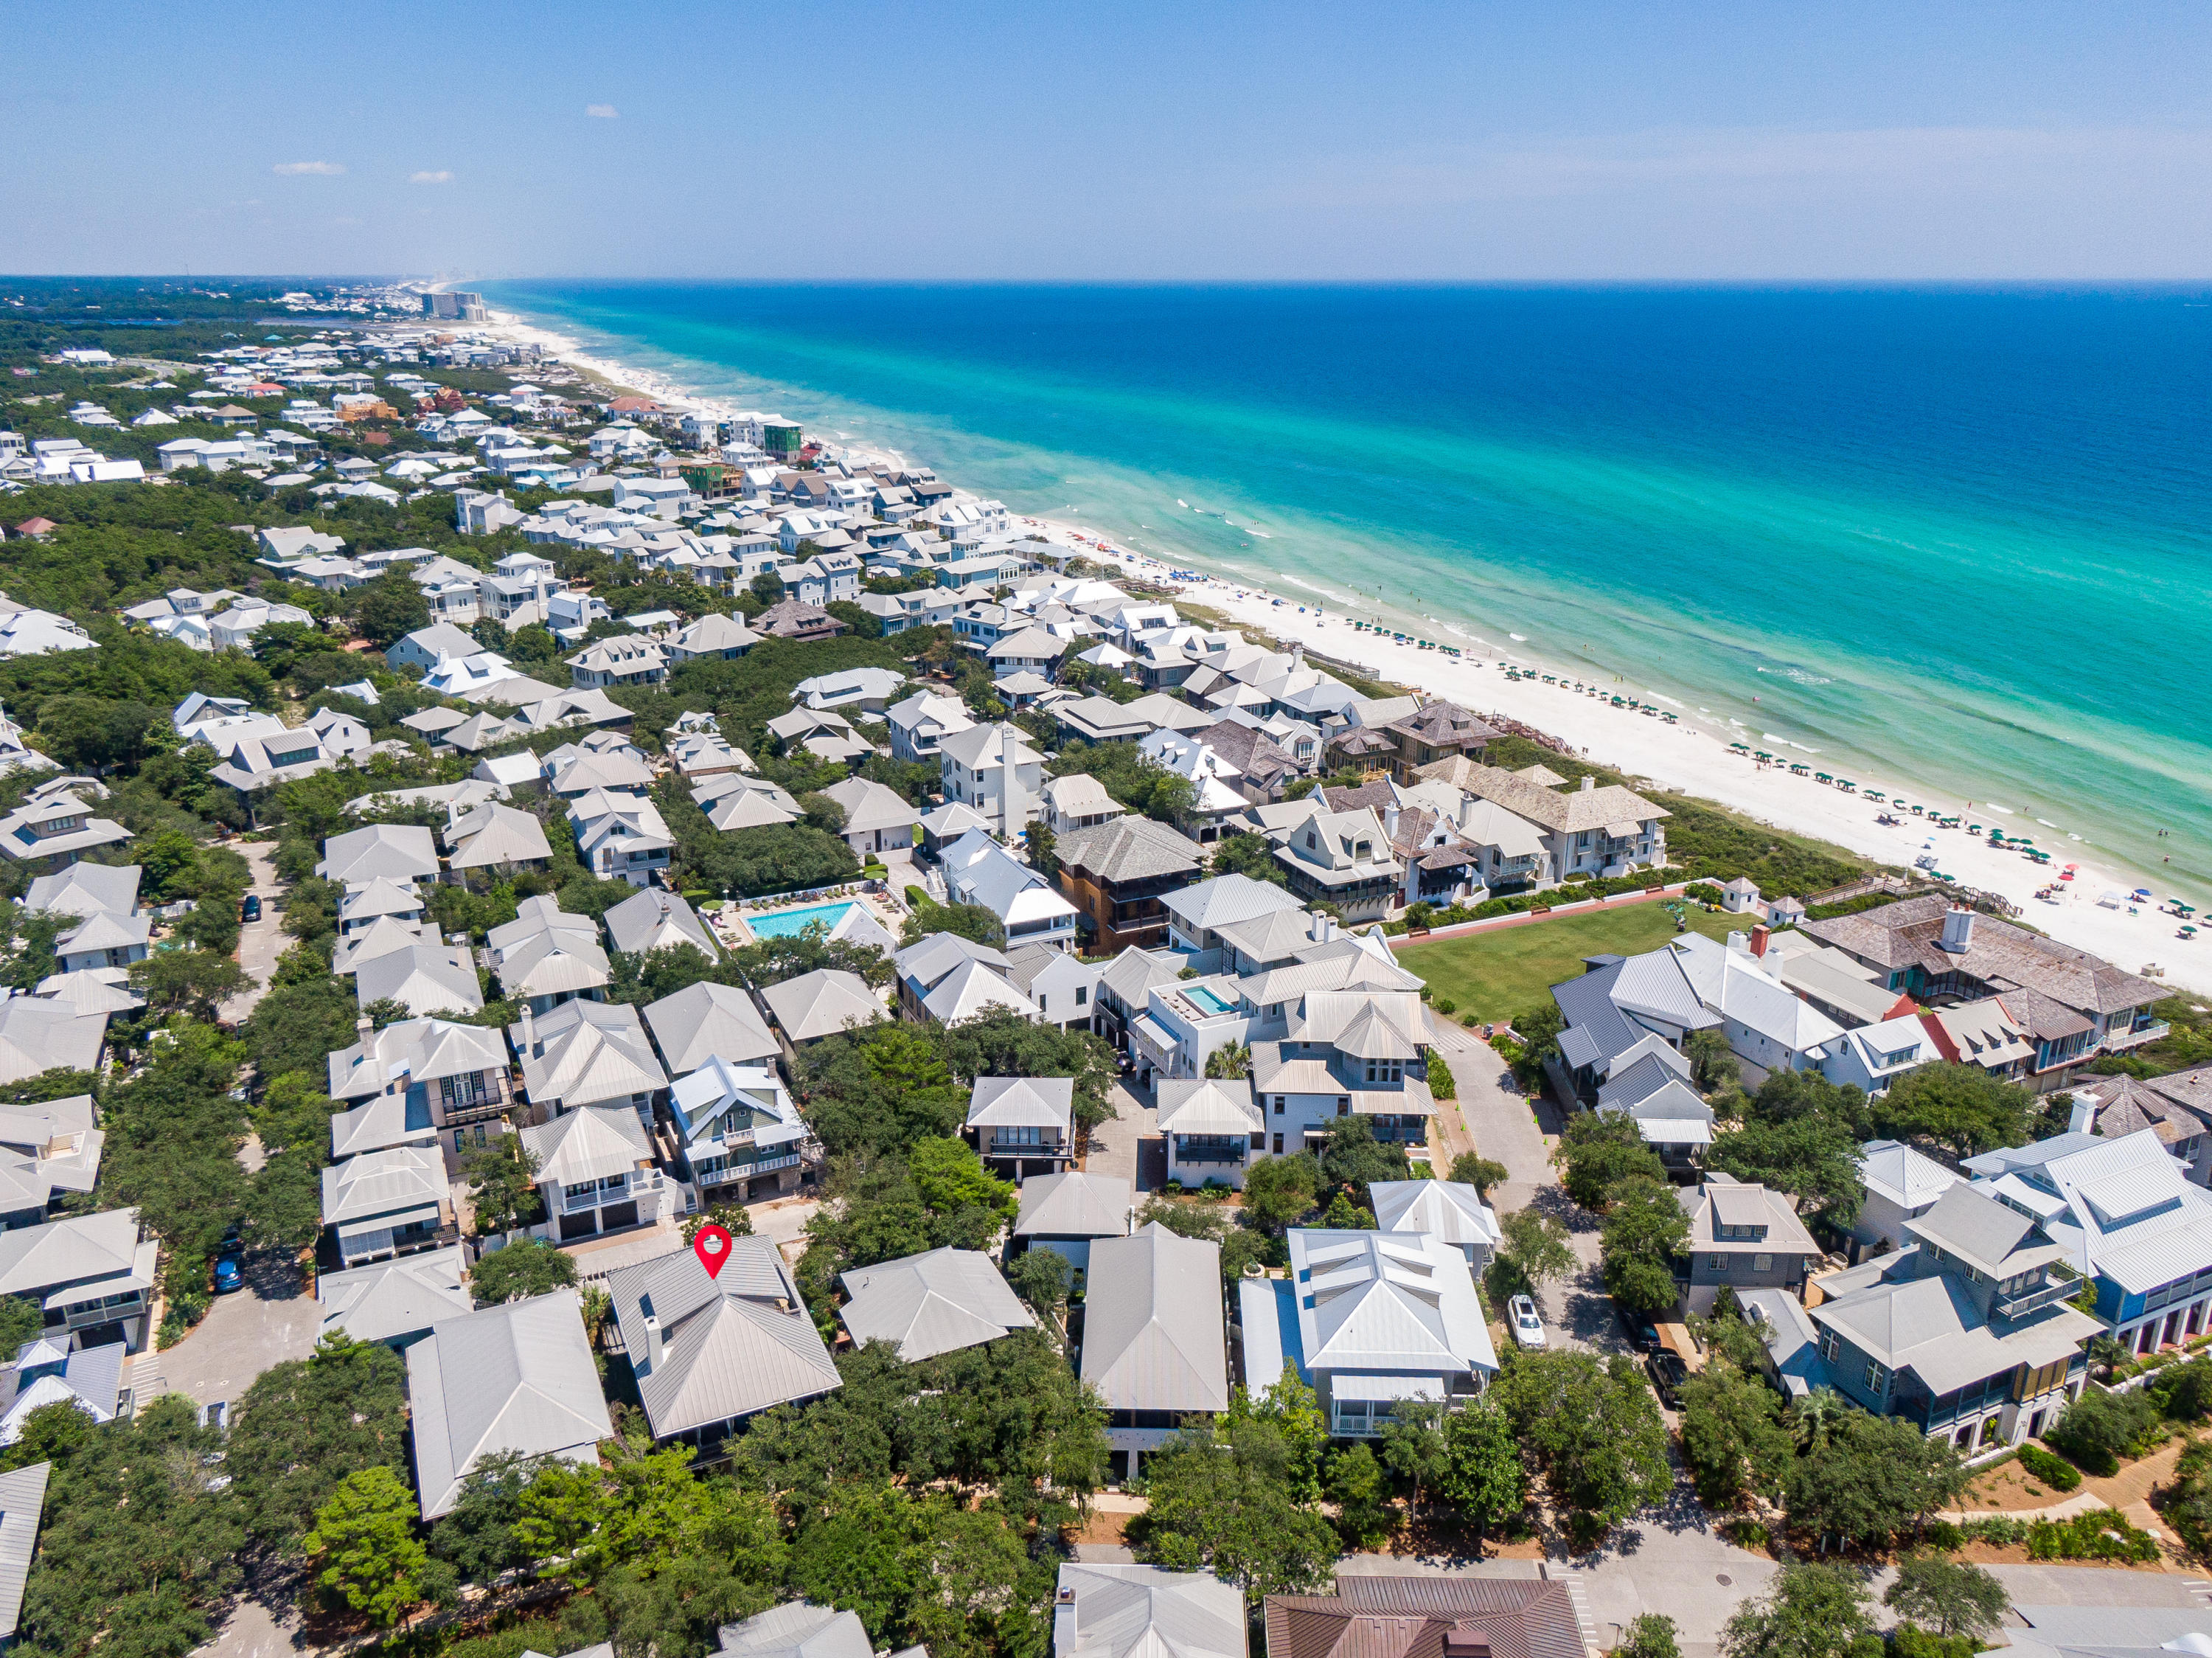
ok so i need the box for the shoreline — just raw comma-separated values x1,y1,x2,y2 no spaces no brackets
470,302,2212,1000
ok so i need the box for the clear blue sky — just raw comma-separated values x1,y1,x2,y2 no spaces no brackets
6,0,2208,279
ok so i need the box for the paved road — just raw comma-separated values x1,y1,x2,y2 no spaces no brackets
218,840,284,1025
158,1253,319,1408
1085,1076,1158,1196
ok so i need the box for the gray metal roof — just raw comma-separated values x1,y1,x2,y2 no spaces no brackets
759,970,883,1044
1158,873,1304,932
1371,1179,1503,1250
353,943,483,1018
712,1602,874,1658
1053,1561,1245,1658
967,1075,1074,1130
1015,1171,1132,1240
317,1244,473,1345
1079,1223,1227,1414
520,1104,651,1188
604,888,720,959
0,1207,139,1297
838,1246,1036,1361
0,1460,49,1638
406,1288,613,1518
605,1238,841,1440
644,980,779,1076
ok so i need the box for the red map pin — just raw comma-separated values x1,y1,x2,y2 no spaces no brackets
693,1223,734,1279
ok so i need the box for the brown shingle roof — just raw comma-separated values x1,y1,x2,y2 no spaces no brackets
1265,1579,1587,1658
1414,757,1669,834
1799,894,2162,1017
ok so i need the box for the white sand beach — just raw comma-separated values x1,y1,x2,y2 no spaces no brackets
473,305,2211,1001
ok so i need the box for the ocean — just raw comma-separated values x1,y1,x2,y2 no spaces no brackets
478,280,2212,899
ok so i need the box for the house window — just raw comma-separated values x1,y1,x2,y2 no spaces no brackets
1075,986,1087,1006
1708,1254,1728,1272
1273,1134,1284,1154
1337,1098,1351,1117
1037,993,1048,1012
1754,1254,1773,1273
1819,1330,1840,1362
1363,1060,1403,1083
1274,1097,1286,1114
1864,1361,1889,1395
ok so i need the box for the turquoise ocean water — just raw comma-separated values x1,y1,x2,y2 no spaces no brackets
479,282,2212,900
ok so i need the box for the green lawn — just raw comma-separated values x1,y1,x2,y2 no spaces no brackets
1397,903,1739,1026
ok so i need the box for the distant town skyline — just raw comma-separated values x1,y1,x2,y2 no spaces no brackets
5,0,2209,280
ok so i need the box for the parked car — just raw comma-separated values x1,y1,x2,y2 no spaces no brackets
1508,1294,1546,1349
1615,1302,1662,1353
240,893,262,923
212,1253,245,1294
1645,1348,1689,1408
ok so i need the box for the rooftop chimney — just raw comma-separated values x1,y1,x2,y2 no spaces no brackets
2068,1091,2097,1135
1053,1588,1078,1658
1580,775,1595,792
644,1311,664,1370
356,1012,374,1042
519,1001,538,1059
1750,924,1770,958
1940,903,1975,955
1443,1636,1491,1658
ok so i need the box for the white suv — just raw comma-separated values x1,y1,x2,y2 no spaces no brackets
1509,1294,1547,1349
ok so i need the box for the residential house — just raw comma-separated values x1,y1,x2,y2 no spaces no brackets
328,1016,516,1159
512,997,667,1120
321,1148,451,1268
759,969,883,1047
0,1208,156,1352
885,690,974,763
1371,1179,1502,1270
792,667,905,715
1800,898,2166,1075
352,942,484,1019
1806,1183,2099,1454
566,637,668,690
318,822,440,886
1267,803,1403,924
605,1237,841,1449
443,802,554,879
1053,816,1204,954
1671,932,1848,1076
1822,1013,1939,1097
966,1077,1076,1179
1964,1127,2212,1356
1054,1564,1245,1658
1039,774,1125,837
1856,1138,1962,1255
1262,1578,1587,1658
667,1055,819,1202
407,1291,613,1517
519,1104,677,1241
1003,942,1102,1032
1377,701,1498,781
1012,1172,1132,1275
316,1246,473,1349
838,1247,1036,1362
386,622,487,678
568,790,673,887
604,889,719,961
1157,1080,1265,1187
816,777,915,857
1081,1223,1228,1480
1159,873,1305,965
665,613,760,663
1680,1172,1822,1314
1246,987,1436,1154
2070,1069,2212,1186
644,980,780,1078
1239,1229,1496,1437
938,724,1046,836
940,828,1080,951
1414,759,1670,884
751,597,848,642
0,785,132,869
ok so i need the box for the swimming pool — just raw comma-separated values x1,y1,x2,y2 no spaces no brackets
1183,984,1237,1016
745,901,857,940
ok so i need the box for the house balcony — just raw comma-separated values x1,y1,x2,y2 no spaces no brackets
2108,1021,2171,1052
1994,1279,2072,1320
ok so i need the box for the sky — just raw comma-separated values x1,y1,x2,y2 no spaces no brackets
4,0,2209,280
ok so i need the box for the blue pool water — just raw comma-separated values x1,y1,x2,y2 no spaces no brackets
1183,984,1238,1016
745,901,855,939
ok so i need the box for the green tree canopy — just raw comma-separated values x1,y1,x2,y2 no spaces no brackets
1722,1563,1872,1658
1133,1416,1342,1598
1555,1110,1666,1210
227,1333,413,1553
1492,1350,1672,1545
1871,1064,2035,1160
303,1465,430,1625
470,1238,580,1305
1883,1552,2008,1642
1599,1173,1691,1314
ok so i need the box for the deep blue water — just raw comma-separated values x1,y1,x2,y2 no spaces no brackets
480,281,2212,895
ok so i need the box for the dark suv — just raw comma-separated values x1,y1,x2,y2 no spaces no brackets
1644,1349,1689,1408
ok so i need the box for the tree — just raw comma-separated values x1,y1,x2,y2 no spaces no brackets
1620,1615,1683,1658
463,1132,544,1234
1784,1408,1969,1547
1318,1115,1411,1203
1436,1396,1526,1548
1685,1029,1739,1093
1555,1110,1666,1210
1492,1350,1672,1545
1871,1064,2034,1160
354,568,431,647
1447,1151,1510,1196
128,946,248,1021
1509,1001,1564,1058
1721,1563,1871,1658
1241,1151,1321,1232
2163,1439,2212,1559
429,1451,546,1588
1208,831,1288,887
1496,1207,1576,1297
2043,1386,2158,1477
1205,1040,1251,1081
1135,1417,1341,1597
1707,1111,1864,1227
1884,1553,2007,1643
1237,1363,1329,1503
470,1239,580,1305
1787,1386,1847,1453
227,1333,413,1553
1600,1173,1691,1314
1677,1359,1793,1509
1007,1246,1072,1325
681,1204,754,1244
908,1136,1017,1221
1323,1189,1376,1230
750,569,785,606
938,1010,1120,1131
304,1465,430,1625
1023,821,1057,878
1326,1443,1394,1548
1379,1400,1453,1524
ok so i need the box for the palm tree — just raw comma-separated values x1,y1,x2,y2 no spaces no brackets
1789,1386,1846,1453
1205,1041,1251,1081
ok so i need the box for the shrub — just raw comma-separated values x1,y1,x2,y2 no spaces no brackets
1428,1053,1456,1101
1722,1516,1770,1550
1917,1518,1965,1550
1683,883,1725,905
2047,1387,2161,1476
2017,1443,2081,1491
2025,1509,2160,1563
1433,996,1456,1014
1890,1628,1978,1658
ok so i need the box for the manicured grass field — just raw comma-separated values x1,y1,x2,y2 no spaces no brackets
1397,903,1739,1026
